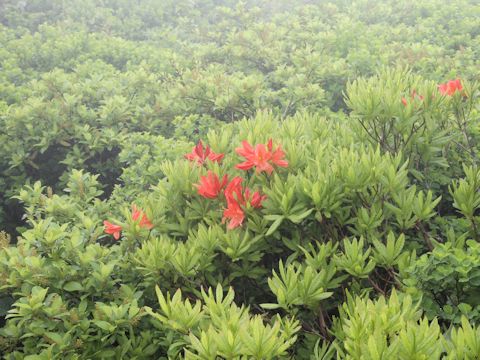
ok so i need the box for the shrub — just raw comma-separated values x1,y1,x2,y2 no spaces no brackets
1,0,479,231
1,0,480,358
0,94,477,355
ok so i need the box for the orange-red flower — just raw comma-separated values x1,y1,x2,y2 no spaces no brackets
247,188,266,209
402,90,424,107
131,204,154,229
223,201,245,230
438,79,463,96
224,176,244,205
185,140,224,165
222,176,267,229
195,171,228,199
224,177,267,209
235,139,288,175
104,221,122,240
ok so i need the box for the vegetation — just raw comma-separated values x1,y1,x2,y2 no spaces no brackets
0,0,480,358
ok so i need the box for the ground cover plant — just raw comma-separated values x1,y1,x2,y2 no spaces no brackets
1,0,480,359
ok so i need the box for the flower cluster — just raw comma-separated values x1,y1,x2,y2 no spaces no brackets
184,140,224,165
438,79,463,96
103,139,287,237
401,79,464,107
194,171,228,199
189,139,287,229
235,139,288,175
223,177,267,229
131,204,154,229
104,204,153,240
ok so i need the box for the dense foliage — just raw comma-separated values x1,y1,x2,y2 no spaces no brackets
1,0,480,358
1,0,479,230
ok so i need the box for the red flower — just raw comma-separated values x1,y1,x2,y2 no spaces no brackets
224,176,244,205
195,171,228,199
222,177,267,229
131,204,154,229
402,90,424,107
235,139,288,175
246,188,267,208
185,140,224,165
104,221,122,240
438,79,463,96
223,201,245,229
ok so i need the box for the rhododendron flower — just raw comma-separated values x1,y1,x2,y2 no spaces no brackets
224,176,244,205
438,79,463,96
402,90,424,107
246,188,266,208
131,204,154,229
223,201,245,229
222,176,267,229
224,177,267,209
235,139,288,175
194,171,228,199
104,221,122,240
185,140,224,165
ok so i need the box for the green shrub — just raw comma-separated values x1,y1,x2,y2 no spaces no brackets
1,99,477,356
1,0,480,358
1,0,479,232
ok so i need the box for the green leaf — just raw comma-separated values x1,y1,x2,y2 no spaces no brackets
24,356,44,360
63,281,83,292
93,320,116,332
260,303,281,310
98,349,116,358
45,332,64,345
266,216,284,236
288,208,313,223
